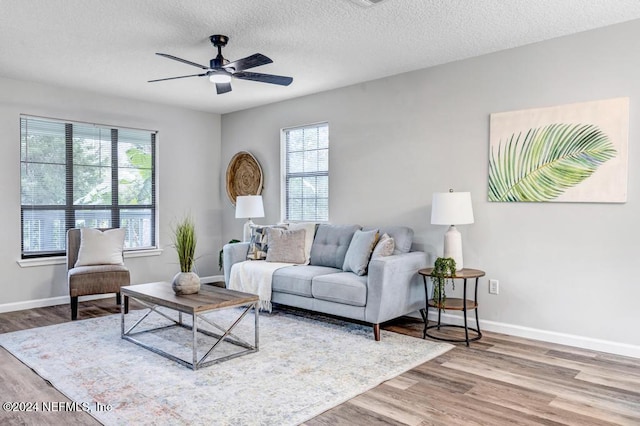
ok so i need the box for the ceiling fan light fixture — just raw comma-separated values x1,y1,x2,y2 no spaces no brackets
209,73,232,84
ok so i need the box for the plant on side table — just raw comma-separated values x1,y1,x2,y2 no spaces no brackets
431,257,457,308
171,215,200,295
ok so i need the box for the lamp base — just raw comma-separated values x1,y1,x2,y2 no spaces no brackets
243,219,255,242
443,225,464,270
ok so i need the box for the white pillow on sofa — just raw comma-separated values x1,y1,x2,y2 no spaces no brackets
75,228,126,267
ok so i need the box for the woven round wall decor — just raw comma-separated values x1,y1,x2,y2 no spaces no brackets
225,151,264,206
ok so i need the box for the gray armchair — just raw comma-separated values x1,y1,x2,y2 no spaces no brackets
66,228,130,320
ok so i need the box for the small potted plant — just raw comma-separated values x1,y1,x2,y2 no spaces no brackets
171,215,200,295
431,257,456,308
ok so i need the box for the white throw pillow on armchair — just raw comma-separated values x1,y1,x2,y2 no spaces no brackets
75,228,126,267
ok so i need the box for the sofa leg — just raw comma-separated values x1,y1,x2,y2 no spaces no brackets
71,297,78,320
116,292,121,306
373,324,380,341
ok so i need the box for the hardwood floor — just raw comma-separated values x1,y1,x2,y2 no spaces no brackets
1,297,639,425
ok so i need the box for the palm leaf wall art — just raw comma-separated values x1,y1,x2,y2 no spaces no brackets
488,123,617,202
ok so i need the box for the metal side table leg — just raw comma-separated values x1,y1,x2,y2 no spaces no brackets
463,278,469,346
421,275,429,338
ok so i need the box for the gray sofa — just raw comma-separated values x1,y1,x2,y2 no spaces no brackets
223,224,427,340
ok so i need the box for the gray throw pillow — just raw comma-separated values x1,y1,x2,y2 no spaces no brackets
342,229,379,276
265,228,307,264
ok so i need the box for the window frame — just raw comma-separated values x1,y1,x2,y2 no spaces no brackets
20,115,158,259
280,121,329,222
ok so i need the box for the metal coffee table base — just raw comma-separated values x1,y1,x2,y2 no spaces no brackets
121,300,259,370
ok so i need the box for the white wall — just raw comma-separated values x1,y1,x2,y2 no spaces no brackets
0,77,222,307
221,20,640,351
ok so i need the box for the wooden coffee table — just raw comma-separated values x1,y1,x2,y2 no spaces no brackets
121,282,259,370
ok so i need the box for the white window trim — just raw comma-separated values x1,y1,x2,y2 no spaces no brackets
280,121,329,223
280,131,287,221
16,248,164,268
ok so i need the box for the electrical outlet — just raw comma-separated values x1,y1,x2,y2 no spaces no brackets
489,279,499,295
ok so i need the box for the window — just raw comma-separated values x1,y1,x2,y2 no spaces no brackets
282,122,329,221
20,116,156,258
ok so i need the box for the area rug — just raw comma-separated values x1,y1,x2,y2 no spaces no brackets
0,308,452,425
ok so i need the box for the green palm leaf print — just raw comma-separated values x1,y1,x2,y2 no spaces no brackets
489,123,616,202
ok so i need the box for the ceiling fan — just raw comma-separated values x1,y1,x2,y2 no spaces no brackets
148,34,293,94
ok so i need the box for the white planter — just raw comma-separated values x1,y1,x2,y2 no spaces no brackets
172,271,201,295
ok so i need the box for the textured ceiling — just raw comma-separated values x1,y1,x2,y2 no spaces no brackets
1,0,639,114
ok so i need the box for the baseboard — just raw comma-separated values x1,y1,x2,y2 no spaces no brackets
0,293,114,314
0,275,224,313
200,275,224,284
0,276,227,315
409,311,640,359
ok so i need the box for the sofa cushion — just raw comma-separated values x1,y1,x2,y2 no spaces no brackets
363,226,413,254
69,264,129,276
342,229,379,276
266,228,307,264
310,224,361,269
272,265,342,297
312,272,368,307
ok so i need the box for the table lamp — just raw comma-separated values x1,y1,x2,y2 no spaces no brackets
430,190,474,270
235,195,265,242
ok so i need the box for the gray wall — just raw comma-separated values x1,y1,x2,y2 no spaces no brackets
221,20,640,348
0,77,223,306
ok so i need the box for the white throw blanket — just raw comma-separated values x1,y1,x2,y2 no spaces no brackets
228,260,293,312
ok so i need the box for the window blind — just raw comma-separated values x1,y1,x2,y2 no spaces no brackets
20,116,157,258
283,123,329,221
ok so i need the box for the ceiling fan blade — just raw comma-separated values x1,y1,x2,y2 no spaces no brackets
216,82,232,94
233,71,293,86
156,53,209,70
223,53,272,72
148,73,207,83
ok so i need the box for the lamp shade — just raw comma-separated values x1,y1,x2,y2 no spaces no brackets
431,191,474,225
235,195,264,219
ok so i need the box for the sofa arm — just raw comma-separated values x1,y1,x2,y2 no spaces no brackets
223,242,250,285
365,251,428,324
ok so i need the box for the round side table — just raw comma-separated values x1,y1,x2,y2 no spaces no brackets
418,267,485,346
